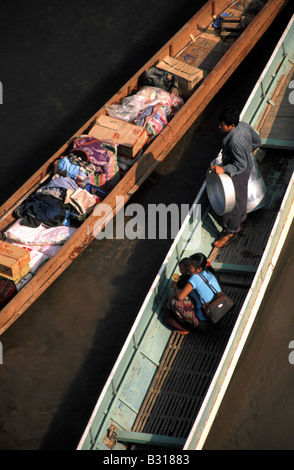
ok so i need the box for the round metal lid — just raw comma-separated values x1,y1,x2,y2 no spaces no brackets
206,169,236,216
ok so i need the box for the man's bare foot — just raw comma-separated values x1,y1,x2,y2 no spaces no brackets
213,232,236,248
176,329,190,335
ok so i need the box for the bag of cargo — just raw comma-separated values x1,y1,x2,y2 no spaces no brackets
197,273,234,324
133,103,171,142
0,278,17,306
139,67,179,93
55,136,119,194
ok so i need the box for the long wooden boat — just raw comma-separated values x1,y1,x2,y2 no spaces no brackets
0,0,287,334
77,13,294,450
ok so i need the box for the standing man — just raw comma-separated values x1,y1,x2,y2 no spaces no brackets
211,106,261,248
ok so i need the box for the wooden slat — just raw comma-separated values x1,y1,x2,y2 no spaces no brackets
259,68,294,142
116,430,185,448
262,117,294,140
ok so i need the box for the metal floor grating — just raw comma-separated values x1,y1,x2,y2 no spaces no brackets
131,284,249,450
212,208,277,267
130,206,278,450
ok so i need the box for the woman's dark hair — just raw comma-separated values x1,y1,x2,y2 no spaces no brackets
218,106,240,127
189,252,216,276
189,253,207,269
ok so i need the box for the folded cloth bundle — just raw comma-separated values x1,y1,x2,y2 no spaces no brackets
65,187,97,215
15,193,67,228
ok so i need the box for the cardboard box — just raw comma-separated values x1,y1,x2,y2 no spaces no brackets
89,115,148,158
156,56,205,97
0,241,30,282
177,41,223,72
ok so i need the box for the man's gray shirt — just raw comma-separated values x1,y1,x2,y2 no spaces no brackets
222,122,261,177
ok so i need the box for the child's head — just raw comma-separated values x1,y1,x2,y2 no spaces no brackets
179,258,189,274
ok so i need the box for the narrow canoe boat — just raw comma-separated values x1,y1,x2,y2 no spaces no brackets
0,0,287,334
77,13,294,451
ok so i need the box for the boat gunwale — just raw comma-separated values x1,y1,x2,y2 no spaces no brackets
241,12,294,129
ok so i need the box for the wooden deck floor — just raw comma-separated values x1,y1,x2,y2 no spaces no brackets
258,65,294,147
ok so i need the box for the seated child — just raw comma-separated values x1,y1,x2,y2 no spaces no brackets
173,257,191,289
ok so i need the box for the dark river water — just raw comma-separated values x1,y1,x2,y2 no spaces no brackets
0,0,293,450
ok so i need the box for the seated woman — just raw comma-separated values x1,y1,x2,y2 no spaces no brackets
164,252,221,334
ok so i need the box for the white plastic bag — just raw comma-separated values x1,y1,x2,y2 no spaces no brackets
5,219,77,246
106,87,174,122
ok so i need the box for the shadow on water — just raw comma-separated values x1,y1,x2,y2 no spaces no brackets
0,0,203,206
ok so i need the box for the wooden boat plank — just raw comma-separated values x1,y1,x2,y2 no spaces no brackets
116,430,186,448
259,67,294,144
274,104,294,118
179,0,288,125
261,138,294,149
262,117,294,140
211,262,258,273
